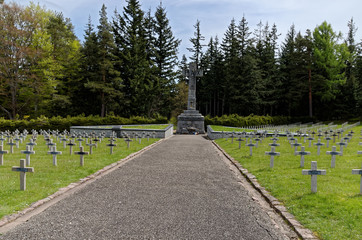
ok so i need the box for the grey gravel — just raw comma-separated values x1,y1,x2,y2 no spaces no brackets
0,135,290,239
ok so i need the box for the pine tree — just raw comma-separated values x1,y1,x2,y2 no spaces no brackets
113,0,150,116
151,3,181,117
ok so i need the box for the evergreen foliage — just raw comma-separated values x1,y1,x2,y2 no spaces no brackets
0,1,361,121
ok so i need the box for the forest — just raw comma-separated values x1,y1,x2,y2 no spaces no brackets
0,0,361,121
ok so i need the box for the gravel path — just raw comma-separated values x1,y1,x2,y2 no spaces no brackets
0,135,293,239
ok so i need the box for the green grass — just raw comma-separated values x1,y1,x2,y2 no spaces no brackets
0,136,159,220
215,126,362,240
121,124,170,130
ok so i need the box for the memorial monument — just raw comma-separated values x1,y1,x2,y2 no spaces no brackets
176,62,205,134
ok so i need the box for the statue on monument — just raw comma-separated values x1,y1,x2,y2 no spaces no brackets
176,62,205,134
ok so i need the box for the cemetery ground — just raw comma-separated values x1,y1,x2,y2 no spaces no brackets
0,135,159,220
214,125,362,240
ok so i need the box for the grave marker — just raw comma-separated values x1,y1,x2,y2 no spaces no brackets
307,137,314,148
48,146,62,166
326,146,342,168
302,161,326,193
125,138,132,149
20,146,35,166
74,146,89,166
324,136,332,148
314,139,325,155
7,139,16,153
295,146,311,168
46,139,56,150
0,145,9,165
336,141,347,154
236,137,244,149
107,140,117,154
352,163,362,194
86,140,96,154
12,159,34,191
26,138,37,151
246,142,256,156
265,147,280,168
67,140,76,155
291,139,302,154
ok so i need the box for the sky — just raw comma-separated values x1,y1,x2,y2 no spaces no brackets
10,0,362,58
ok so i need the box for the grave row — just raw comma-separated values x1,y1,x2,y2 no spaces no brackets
1,129,158,191
221,128,362,194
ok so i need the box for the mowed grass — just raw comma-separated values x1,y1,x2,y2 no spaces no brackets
215,126,362,240
0,136,159,220
121,124,170,130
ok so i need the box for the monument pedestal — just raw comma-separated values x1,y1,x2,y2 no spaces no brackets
176,110,205,134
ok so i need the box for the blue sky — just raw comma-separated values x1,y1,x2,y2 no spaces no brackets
11,0,362,58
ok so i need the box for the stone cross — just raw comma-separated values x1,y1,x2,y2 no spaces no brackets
352,163,362,194
336,141,347,154
7,139,16,153
306,137,314,148
332,133,337,143
26,138,37,151
295,146,311,168
324,136,332,148
13,135,21,148
265,147,280,168
254,138,261,148
77,137,84,147
326,146,342,168
107,140,117,154
125,138,132,149
12,159,34,191
61,136,68,149
291,139,302,154
48,146,62,166
92,137,100,148
67,140,76,155
74,146,89,166
0,145,9,165
183,62,203,111
46,139,56,150
20,146,35,166
302,161,326,193
314,139,325,155
86,140,96,154
236,137,244,149
246,142,256,156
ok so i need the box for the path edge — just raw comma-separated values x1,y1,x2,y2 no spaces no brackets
212,140,319,240
0,137,169,229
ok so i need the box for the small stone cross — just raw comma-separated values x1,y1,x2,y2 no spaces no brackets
74,146,89,166
295,146,311,168
86,140,96,154
7,139,16,153
307,137,314,148
107,140,117,154
0,145,9,165
61,136,68,149
326,146,342,168
246,142,256,156
48,146,62,166
26,138,37,151
125,138,132,149
12,159,34,191
324,136,332,148
302,161,326,193
314,139,325,155
291,139,302,154
352,163,362,194
46,139,56,150
67,140,76,155
336,141,347,154
236,137,244,149
20,146,35,166
76,137,84,147
265,147,280,168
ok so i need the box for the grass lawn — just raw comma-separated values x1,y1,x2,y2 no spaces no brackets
215,125,362,240
121,124,170,130
0,136,159,220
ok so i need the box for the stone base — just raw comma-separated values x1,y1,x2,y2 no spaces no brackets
176,110,205,134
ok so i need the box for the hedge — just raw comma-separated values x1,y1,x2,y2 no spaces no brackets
204,114,316,128
0,115,168,132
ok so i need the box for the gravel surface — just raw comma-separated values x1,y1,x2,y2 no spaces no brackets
0,135,291,239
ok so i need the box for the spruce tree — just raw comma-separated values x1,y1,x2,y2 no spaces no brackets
113,0,150,116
